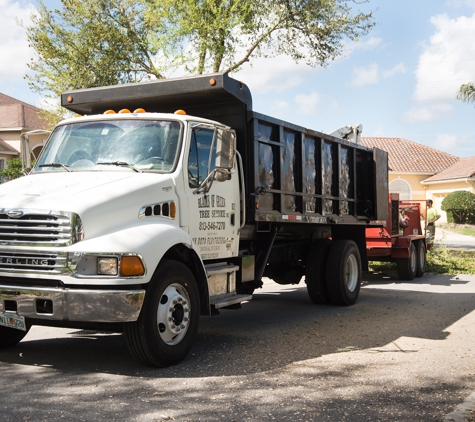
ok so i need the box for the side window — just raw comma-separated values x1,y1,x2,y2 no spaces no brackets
188,128,216,188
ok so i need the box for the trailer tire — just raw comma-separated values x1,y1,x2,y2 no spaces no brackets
0,325,30,349
327,240,362,306
124,259,200,367
416,241,426,277
397,242,417,280
306,239,333,304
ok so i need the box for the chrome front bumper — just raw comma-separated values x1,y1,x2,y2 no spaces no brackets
0,284,145,323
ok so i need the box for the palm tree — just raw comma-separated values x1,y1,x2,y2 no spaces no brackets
457,83,475,103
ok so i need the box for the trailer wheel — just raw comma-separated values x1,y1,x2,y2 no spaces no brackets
326,240,361,306
0,325,30,349
397,242,417,280
124,259,200,367
305,239,333,304
416,241,426,277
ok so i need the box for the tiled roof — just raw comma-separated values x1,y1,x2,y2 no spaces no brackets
360,137,460,174
0,93,47,130
0,138,19,155
421,156,475,183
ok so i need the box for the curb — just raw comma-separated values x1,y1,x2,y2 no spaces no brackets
443,392,475,422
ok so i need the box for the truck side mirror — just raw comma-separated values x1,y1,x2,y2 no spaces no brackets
215,129,236,171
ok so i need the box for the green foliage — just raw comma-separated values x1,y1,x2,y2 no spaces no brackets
441,191,475,224
24,0,166,99
457,82,475,104
23,0,375,98
0,158,25,182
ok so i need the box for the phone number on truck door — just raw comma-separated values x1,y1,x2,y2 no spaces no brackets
199,221,226,230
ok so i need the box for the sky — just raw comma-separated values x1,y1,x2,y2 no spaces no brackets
1,0,475,158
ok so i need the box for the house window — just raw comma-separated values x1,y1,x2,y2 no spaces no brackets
389,178,411,200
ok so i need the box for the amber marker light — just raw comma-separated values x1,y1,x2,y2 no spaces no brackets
174,109,186,115
118,109,131,114
133,108,146,113
120,256,145,277
104,110,116,114
67,96,73,103
74,114,82,118
256,203,260,209
209,78,216,86
170,201,176,219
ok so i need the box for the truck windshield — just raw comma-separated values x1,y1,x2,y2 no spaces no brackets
33,119,182,173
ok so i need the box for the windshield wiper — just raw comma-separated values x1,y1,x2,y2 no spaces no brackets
39,162,72,172
97,161,142,173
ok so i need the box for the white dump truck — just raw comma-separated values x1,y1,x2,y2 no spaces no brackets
0,73,388,366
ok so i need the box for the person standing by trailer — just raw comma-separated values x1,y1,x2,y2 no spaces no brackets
427,199,441,245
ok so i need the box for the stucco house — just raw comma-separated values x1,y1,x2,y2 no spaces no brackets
361,137,474,222
0,92,50,172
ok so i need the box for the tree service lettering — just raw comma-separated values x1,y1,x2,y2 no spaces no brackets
198,195,226,208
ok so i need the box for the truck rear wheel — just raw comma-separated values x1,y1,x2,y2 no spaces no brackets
0,325,30,349
397,242,417,280
305,239,333,304
124,259,200,367
326,240,361,306
416,241,426,277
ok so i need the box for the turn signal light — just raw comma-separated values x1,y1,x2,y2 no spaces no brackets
120,256,145,276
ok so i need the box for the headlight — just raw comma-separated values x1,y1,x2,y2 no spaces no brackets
97,257,118,275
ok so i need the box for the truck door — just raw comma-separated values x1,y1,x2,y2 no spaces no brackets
185,124,240,260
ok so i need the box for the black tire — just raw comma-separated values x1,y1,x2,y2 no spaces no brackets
397,242,417,280
305,239,333,304
416,241,426,277
0,325,30,349
124,260,200,367
326,240,362,306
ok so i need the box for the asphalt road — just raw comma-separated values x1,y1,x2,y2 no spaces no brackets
1,273,475,422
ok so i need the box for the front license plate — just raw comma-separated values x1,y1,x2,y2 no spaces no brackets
0,312,26,331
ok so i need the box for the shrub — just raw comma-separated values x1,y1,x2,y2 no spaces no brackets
0,158,24,182
441,190,475,224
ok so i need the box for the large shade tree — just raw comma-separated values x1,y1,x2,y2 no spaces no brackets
24,0,375,99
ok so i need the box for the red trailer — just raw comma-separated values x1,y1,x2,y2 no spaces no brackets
366,193,429,280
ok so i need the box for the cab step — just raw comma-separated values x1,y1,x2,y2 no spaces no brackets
210,293,252,310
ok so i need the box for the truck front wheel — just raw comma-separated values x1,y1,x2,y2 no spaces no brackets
326,240,362,306
125,259,200,367
0,326,30,349
397,242,417,280
305,239,333,304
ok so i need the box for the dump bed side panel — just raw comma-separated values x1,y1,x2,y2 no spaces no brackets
248,112,387,225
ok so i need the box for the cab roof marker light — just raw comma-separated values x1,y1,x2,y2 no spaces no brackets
119,109,131,114
174,109,186,115
74,114,82,118
104,110,116,114
133,108,146,113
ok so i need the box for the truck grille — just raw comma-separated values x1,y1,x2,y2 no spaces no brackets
0,251,67,274
0,209,83,247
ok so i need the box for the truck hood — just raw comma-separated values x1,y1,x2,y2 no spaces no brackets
0,172,178,240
